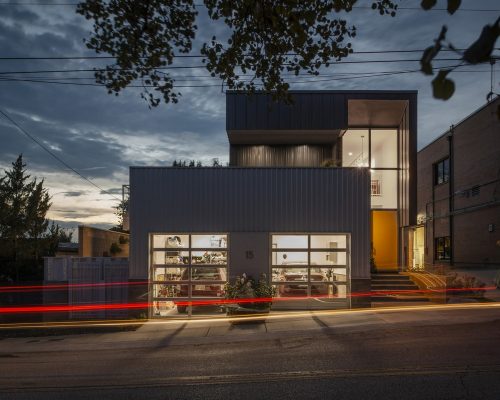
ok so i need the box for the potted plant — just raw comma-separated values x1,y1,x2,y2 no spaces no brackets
223,273,276,318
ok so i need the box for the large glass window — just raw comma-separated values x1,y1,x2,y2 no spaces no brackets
370,170,397,209
370,129,397,168
342,128,399,210
342,129,369,167
151,234,228,316
271,234,349,301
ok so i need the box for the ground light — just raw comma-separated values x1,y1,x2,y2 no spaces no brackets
0,302,499,330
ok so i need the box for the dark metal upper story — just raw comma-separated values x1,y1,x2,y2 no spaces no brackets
226,90,417,143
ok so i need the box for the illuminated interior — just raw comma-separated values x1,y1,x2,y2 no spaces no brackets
271,234,349,309
342,129,398,209
151,233,228,316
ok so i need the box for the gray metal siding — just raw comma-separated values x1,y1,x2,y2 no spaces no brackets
226,91,418,132
129,167,370,280
227,92,346,131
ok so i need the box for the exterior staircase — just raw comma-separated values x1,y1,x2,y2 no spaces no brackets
371,273,429,304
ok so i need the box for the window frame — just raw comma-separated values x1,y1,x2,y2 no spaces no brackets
150,233,229,303
434,158,450,186
434,236,451,261
270,233,350,303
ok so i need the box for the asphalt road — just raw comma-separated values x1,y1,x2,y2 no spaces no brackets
1,306,499,400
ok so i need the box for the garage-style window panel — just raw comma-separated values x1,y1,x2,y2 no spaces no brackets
151,234,228,316
434,158,450,185
271,234,349,301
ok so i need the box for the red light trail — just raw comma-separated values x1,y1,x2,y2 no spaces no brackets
0,286,496,314
0,281,148,293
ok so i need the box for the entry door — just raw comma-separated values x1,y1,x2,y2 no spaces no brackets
371,210,398,272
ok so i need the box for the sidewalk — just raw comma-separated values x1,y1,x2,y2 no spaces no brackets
1,304,499,354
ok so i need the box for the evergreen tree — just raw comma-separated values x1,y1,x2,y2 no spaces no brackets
0,155,65,281
0,155,34,280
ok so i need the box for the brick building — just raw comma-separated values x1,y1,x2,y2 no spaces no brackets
414,97,500,271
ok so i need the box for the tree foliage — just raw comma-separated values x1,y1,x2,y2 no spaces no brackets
76,0,397,107
113,198,129,233
0,155,69,282
77,1,498,107
419,3,499,102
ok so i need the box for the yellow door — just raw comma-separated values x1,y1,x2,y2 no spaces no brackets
372,210,398,272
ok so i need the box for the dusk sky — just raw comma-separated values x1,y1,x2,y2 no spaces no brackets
0,0,498,238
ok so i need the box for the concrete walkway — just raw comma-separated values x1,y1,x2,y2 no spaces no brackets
1,303,499,354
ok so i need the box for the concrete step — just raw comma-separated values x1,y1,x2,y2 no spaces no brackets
372,282,418,289
371,275,412,280
371,282,418,286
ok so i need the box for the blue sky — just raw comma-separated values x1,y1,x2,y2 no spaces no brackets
0,0,498,237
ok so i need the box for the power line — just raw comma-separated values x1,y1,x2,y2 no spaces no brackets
0,108,121,202
0,58,466,75
2,49,499,60
0,2,498,12
1,64,492,88
0,67,494,81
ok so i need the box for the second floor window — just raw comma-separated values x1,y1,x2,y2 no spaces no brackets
434,158,450,185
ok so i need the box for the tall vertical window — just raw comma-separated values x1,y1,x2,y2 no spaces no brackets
434,158,450,185
435,236,451,261
342,128,398,209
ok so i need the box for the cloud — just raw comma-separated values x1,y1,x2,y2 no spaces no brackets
62,191,87,197
0,1,498,226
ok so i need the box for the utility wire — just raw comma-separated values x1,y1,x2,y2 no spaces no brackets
0,2,498,12
1,64,488,88
1,67,495,81
2,49,498,60
0,108,121,202
0,58,466,75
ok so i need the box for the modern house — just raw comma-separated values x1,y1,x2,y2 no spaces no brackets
129,90,417,317
416,97,500,272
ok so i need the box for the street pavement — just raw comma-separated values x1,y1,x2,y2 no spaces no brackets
0,304,499,400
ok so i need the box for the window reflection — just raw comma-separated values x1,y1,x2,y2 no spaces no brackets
370,129,397,168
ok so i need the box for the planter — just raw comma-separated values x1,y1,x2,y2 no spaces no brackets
224,302,271,323
223,273,276,322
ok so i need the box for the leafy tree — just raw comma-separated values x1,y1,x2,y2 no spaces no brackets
112,198,129,232
0,155,68,281
419,3,499,101
76,0,395,107
171,159,205,167
77,0,498,108
44,222,73,258
109,242,122,256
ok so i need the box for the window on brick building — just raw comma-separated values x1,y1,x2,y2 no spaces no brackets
434,158,450,185
435,236,451,261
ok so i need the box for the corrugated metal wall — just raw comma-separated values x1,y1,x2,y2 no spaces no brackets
226,92,346,131
129,167,370,280
230,144,334,167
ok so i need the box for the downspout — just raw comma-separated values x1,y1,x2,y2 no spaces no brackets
447,125,454,266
